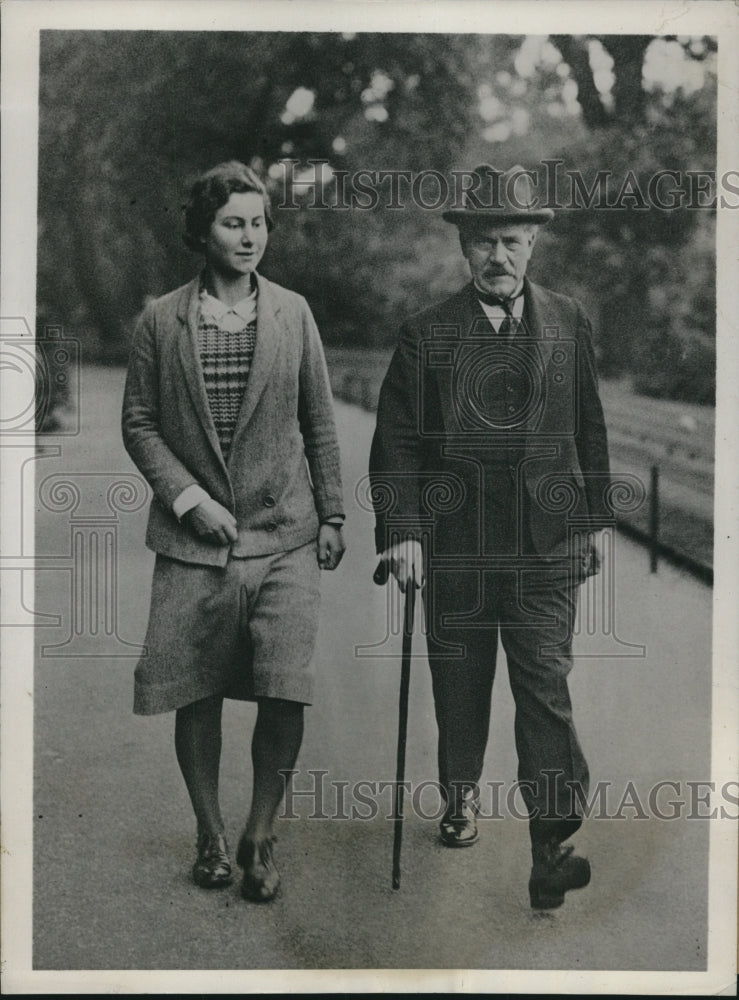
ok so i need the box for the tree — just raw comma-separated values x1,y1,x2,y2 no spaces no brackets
37,31,717,402
457,34,716,399
38,31,498,357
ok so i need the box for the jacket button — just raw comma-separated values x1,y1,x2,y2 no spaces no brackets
263,494,276,507
265,521,278,532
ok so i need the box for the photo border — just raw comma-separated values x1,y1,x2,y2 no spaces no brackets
1,0,737,993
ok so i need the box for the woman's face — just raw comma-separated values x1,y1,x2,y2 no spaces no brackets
204,191,269,279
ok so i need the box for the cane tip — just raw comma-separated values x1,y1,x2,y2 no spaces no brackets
392,874,400,890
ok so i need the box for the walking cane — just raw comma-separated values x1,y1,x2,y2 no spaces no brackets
374,560,417,890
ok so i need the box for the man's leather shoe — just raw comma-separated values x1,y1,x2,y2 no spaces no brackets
439,800,479,848
528,841,591,909
236,834,280,902
192,831,233,889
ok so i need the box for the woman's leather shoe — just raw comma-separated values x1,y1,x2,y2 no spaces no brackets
236,834,280,902
439,800,479,847
192,831,233,889
528,842,591,909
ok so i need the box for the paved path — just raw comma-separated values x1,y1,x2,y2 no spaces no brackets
32,366,713,972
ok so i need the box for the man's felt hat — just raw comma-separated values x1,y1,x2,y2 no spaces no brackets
442,163,554,225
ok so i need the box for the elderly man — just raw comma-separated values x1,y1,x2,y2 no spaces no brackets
369,164,610,909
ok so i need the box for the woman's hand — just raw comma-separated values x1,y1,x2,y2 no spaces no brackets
185,498,238,546
317,523,346,570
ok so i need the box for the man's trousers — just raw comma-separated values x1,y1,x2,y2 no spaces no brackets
425,565,589,846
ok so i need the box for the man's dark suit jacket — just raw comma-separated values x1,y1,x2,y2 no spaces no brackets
369,277,610,563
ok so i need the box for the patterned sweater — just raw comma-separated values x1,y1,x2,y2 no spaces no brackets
197,287,257,461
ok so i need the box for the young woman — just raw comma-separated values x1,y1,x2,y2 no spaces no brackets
122,161,345,901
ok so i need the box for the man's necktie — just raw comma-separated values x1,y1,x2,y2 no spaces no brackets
498,302,514,339
475,287,522,338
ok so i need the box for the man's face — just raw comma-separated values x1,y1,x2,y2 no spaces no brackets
204,191,269,279
461,222,536,298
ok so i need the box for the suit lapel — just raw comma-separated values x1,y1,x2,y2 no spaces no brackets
522,277,559,370
432,284,482,434
521,278,570,442
176,274,228,472
227,273,283,467
460,281,495,339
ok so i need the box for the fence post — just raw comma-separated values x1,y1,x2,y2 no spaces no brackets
650,464,660,573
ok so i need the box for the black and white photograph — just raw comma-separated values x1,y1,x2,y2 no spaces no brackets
1,0,737,993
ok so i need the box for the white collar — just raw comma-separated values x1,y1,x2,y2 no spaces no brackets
199,287,258,325
475,287,525,332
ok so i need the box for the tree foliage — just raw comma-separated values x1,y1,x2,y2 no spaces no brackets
38,31,716,402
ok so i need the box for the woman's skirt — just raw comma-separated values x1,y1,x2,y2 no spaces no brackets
133,541,321,714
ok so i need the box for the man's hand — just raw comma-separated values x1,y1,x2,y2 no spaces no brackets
584,528,607,577
185,498,238,546
377,539,424,593
317,523,346,571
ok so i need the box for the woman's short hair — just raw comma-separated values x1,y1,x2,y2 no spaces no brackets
183,160,273,252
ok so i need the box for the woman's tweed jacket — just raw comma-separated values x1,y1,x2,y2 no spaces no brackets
122,272,344,567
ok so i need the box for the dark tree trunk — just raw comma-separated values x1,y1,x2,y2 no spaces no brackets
551,35,610,129
598,36,652,124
